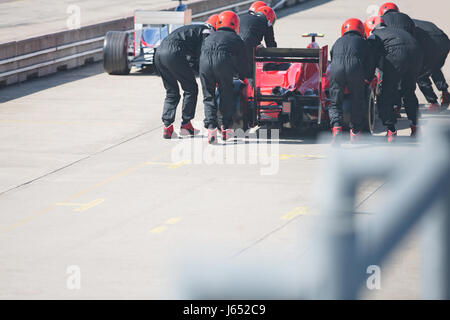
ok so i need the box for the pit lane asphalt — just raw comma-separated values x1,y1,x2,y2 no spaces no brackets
0,0,449,299
0,0,175,42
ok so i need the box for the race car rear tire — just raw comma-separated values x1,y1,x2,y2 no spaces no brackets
366,88,384,134
103,31,131,75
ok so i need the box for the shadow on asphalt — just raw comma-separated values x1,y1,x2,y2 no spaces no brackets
0,62,159,103
216,134,420,146
0,62,104,103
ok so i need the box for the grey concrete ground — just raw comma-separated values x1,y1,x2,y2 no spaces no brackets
0,0,174,42
0,0,449,299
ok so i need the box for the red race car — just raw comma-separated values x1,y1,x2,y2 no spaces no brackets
232,34,382,134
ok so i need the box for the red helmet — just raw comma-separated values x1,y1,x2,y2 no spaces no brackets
341,18,365,38
378,2,399,16
205,14,219,30
364,16,385,38
217,11,240,33
255,6,277,26
249,1,267,12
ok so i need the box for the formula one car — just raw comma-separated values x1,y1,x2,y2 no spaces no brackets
103,1,192,75
232,34,381,134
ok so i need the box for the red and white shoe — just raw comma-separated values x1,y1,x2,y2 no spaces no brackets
426,103,441,112
163,124,174,139
180,121,200,136
221,126,234,141
410,124,417,137
440,91,450,109
208,128,218,144
386,129,397,143
350,129,361,143
331,126,343,146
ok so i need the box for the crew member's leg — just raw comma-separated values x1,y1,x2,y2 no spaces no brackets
401,72,419,126
346,68,366,134
215,63,235,131
431,69,450,108
155,49,181,127
328,63,346,128
166,51,199,125
417,74,438,104
200,58,218,130
378,61,399,137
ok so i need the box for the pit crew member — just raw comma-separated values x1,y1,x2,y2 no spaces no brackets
155,15,218,139
199,11,249,144
414,19,450,111
239,3,277,78
365,16,423,141
328,18,375,144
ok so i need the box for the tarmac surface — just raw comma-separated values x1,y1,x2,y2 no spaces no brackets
0,0,449,299
0,0,174,42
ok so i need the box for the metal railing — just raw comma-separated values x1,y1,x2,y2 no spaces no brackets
0,37,105,78
183,122,450,299
311,123,450,299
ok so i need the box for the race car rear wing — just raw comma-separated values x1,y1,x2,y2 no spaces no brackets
253,46,328,124
134,9,192,26
133,9,192,56
254,48,321,63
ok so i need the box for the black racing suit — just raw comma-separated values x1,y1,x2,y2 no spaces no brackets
414,19,450,103
369,26,423,128
328,32,375,131
239,12,277,78
155,24,211,126
381,11,418,108
200,28,250,129
382,11,416,36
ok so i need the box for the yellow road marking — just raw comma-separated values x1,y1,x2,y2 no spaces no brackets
279,154,295,160
150,226,167,234
54,199,105,212
145,161,172,165
149,217,182,234
0,207,53,234
1,155,192,235
67,162,148,201
165,217,182,225
281,206,310,221
145,160,190,169
168,160,190,169
0,161,149,235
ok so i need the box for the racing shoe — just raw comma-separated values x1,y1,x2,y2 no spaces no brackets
221,126,235,141
180,121,200,136
426,102,441,113
208,128,218,144
331,126,343,146
410,124,417,137
386,129,397,143
163,124,174,139
350,129,361,143
440,91,450,109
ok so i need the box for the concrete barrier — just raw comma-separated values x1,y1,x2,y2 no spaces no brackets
0,17,131,87
0,0,310,87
